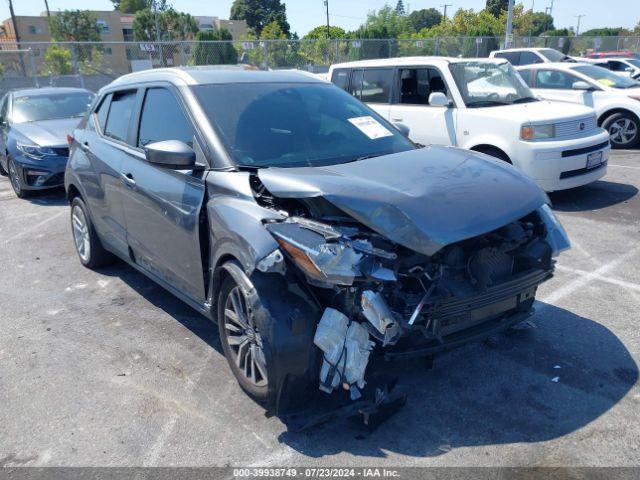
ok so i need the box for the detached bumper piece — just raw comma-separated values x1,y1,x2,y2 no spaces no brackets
279,375,406,434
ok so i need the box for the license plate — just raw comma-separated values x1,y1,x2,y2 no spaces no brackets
586,151,603,169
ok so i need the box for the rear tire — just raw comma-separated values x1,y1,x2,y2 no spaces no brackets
602,112,639,149
70,196,115,269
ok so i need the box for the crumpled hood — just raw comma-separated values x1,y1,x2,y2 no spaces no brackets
12,118,80,146
258,146,548,256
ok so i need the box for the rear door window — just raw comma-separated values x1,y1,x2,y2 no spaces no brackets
520,51,543,65
331,68,350,91
104,90,136,143
349,69,363,97
137,88,194,148
535,70,581,89
495,51,521,65
359,68,393,103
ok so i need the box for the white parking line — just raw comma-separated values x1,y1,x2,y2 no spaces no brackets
1,210,66,245
541,246,640,305
556,265,640,293
142,349,214,466
608,164,640,170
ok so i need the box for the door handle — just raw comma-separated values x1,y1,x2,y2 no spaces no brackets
120,172,136,188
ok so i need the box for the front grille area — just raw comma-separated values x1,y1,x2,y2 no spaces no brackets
554,116,597,138
562,140,610,158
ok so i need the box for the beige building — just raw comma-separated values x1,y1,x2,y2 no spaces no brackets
194,16,249,39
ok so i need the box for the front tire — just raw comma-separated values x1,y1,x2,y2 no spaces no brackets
602,112,639,149
0,154,7,176
70,196,114,269
7,156,29,198
218,274,270,402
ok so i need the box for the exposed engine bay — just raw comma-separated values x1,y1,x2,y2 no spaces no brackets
250,173,568,401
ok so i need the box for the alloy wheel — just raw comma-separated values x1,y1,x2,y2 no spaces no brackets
71,205,91,263
223,285,268,387
8,158,22,195
609,118,638,146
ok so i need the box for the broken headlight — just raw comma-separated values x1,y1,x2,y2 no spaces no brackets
538,204,570,256
266,220,362,286
16,143,57,160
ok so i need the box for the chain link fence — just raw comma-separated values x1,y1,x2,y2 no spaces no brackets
1,36,639,95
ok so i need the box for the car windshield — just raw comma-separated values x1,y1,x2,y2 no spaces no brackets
449,61,537,107
12,92,94,123
192,82,415,168
540,49,571,62
572,65,639,89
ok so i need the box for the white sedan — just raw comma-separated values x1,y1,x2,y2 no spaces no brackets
517,62,640,148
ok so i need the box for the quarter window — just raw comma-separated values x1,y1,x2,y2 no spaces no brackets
95,93,111,132
535,70,581,89
495,51,521,65
104,91,136,143
137,88,194,148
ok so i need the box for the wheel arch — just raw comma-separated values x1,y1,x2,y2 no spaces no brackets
470,144,513,164
598,108,640,126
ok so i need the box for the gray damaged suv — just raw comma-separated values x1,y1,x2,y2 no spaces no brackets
65,67,570,414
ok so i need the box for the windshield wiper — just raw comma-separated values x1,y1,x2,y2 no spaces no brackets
512,97,539,104
466,100,509,108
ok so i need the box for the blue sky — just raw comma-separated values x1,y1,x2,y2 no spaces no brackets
3,0,638,37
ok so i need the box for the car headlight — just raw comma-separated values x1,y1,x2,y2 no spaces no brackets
16,143,57,160
521,124,555,140
538,204,570,256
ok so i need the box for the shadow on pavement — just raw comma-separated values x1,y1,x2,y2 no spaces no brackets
277,302,637,458
550,180,638,212
92,260,638,460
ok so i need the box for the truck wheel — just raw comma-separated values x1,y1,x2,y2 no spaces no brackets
603,112,639,149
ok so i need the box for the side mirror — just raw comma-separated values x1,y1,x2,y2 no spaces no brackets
393,122,410,138
144,140,196,168
572,80,592,91
428,92,450,107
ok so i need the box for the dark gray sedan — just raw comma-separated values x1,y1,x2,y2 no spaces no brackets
64,68,569,415
0,87,94,198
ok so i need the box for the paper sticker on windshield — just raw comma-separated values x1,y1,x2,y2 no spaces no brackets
348,116,393,139
596,78,615,87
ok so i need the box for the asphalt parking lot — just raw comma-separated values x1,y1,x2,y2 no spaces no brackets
1,150,639,468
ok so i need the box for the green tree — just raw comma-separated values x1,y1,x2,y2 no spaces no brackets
408,8,442,31
580,27,623,36
110,0,169,12
304,25,346,39
133,7,198,40
514,9,554,37
48,10,101,42
42,45,73,75
193,29,238,65
485,0,509,17
230,0,290,37
395,0,406,16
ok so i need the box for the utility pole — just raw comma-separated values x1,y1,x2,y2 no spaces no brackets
441,4,452,20
7,0,26,76
575,14,585,36
505,0,515,48
152,0,164,66
44,0,51,17
324,0,330,39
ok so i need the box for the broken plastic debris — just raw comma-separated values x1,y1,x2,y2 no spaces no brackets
510,319,537,330
438,444,452,453
554,365,562,369
313,308,374,395
551,376,560,382
361,290,400,345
